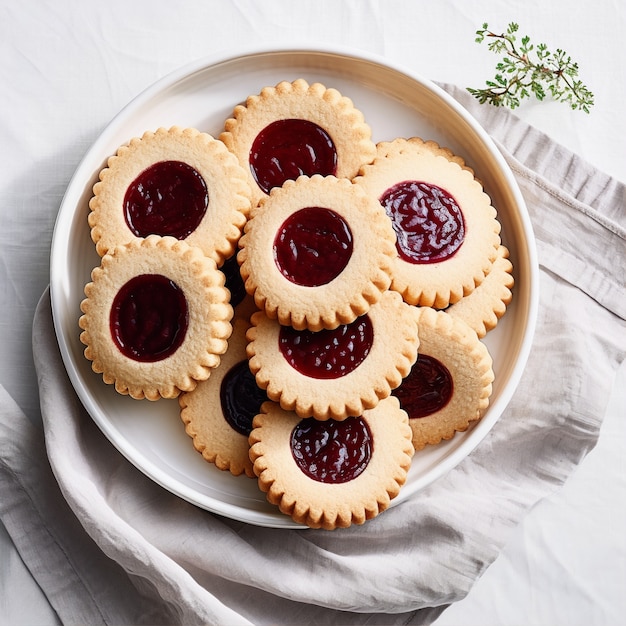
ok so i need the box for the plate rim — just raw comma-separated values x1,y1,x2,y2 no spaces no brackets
50,43,539,529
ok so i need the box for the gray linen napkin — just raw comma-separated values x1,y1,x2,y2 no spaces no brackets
1,85,625,625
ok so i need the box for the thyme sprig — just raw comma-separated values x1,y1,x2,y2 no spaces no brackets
467,22,594,113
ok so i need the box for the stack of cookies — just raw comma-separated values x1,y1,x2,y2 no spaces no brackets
79,127,252,400
79,79,513,529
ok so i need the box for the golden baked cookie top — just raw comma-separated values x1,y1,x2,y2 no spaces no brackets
220,79,376,206
248,395,414,529
88,126,251,264
375,136,475,176
180,312,267,478
79,235,233,400
392,307,494,450
246,290,420,420
354,137,501,308
447,244,514,337
237,174,396,331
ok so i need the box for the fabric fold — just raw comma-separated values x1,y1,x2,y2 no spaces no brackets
0,385,178,626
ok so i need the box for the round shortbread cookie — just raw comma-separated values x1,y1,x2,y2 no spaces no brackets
246,290,420,420
392,307,494,450
354,137,501,308
79,235,233,400
248,396,414,529
375,136,475,176
220,79,376,206
88,126,251,264
237,174,396,331
447,244,514,337
179,313,267,478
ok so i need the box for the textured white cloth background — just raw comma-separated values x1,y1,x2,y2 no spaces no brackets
1,1,625,625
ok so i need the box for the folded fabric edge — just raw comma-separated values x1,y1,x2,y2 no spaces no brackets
437,83,626,322
438,83,626,207
34,289,256,626
0,384,100,625
499,146,626,320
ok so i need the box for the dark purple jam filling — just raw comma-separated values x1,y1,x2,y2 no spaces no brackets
220,360,268,436
380,181,465,264
273,207,353,287
291,416,372,483
393,354,453,418
110,274,188,362
279,315,373,379
220,253,246,308
249,118,337,194
124,160,208,239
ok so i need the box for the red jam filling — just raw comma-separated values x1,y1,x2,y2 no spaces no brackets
249,119,337,194
393,354,453,418
291,416,372,483
220,253,246,308
380,181,465,264
273,207,353,287
279,315,373,379
124,160,208,239
110,274,188,362
220,360,268,436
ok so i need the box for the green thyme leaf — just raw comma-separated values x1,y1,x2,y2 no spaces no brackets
468,22,594,113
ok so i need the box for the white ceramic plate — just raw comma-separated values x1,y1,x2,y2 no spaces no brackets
50,46,538,528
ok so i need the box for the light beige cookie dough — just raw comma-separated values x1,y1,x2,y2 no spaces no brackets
447,244,514,337
392,307,494,450
246,290,420,420
180,314,266,478
89,126,251,265
249,395,414,530
375,136,475,176
238,174,396,331
354,137,501,308
220,78,376,206
79,235,233,400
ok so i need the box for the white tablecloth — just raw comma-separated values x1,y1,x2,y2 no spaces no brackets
1,1,625,624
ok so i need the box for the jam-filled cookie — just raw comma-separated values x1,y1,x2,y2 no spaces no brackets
246,290,420,420
354,137,501,308
237,174,396,331
88,126,251,264
392,307,494,450
220,79,376,206
179,314,267,477
249,396,414,529
375,136,475,176
447,244,514,337
79,235,233,400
